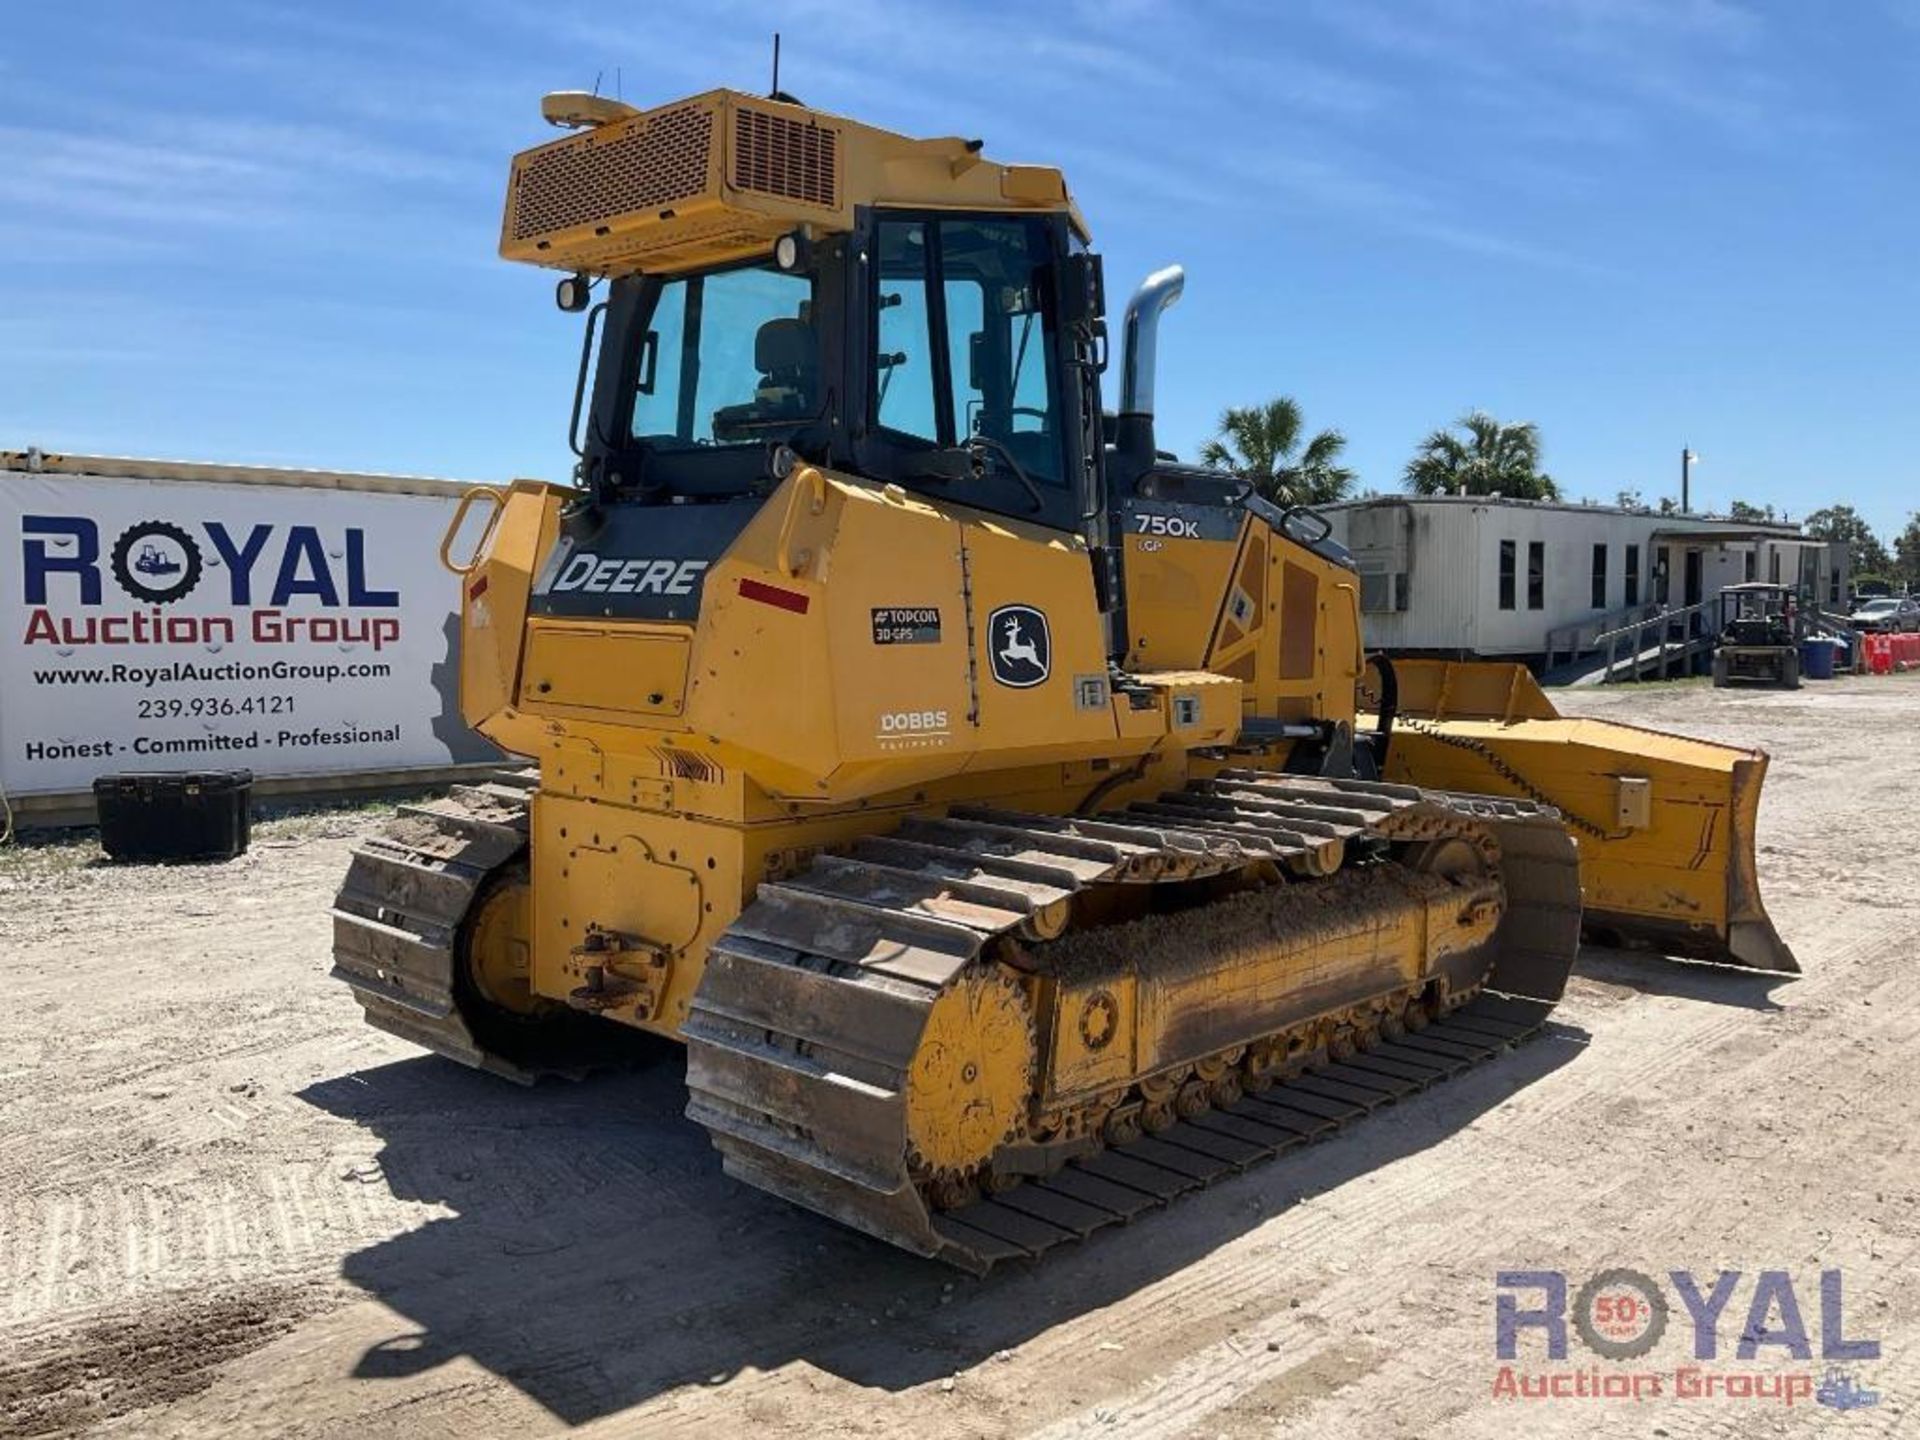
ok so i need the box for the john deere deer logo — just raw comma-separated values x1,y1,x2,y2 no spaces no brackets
987,604,1050,688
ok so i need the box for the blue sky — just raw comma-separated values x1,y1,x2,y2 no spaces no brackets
4,1,1915,541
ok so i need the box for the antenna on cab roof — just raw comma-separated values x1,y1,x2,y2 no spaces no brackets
769,33,802,105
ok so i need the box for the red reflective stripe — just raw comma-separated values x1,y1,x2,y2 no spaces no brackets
467,574,490,600
738,578,811,614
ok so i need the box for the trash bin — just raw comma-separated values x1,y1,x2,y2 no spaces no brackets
92,770,254,862
1798,638,1837,681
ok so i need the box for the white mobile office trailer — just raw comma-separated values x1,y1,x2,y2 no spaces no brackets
1323,495,1847,661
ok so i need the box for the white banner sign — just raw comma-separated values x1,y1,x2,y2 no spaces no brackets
1,472,500,797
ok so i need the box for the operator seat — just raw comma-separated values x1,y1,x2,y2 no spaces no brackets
711,316,818,441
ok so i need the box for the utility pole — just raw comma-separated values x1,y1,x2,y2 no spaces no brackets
1681,447,1697,513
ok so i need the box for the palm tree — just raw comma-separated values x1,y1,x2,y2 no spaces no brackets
1403,411,1559,500
1199,396,1356,507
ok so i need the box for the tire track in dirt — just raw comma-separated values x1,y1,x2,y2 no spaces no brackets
1,1163,450,1327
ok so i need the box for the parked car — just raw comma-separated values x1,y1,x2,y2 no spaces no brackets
1848,596,1920,633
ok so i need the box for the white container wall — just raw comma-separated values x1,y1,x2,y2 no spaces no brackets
1325,496,1844,659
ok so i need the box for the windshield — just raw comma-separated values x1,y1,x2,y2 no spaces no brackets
872,214,1065,485
626,261,818,449
1859,599,1897,613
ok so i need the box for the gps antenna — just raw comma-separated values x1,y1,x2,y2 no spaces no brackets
769,34,802,105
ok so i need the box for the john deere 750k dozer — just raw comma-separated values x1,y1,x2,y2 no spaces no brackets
333,87,1795,1270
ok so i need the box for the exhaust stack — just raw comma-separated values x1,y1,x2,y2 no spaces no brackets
1115,265,1185,464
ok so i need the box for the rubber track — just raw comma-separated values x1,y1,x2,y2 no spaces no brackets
683,774,1582,1273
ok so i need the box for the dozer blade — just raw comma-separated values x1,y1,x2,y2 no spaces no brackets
1372,660,1797,975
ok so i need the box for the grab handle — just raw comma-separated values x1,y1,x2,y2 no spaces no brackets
774,466,829,576
440,486,507,576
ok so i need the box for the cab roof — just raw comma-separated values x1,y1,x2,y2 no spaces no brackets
501,88,1089,276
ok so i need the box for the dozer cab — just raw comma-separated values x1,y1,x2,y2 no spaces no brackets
333,86,1796,1270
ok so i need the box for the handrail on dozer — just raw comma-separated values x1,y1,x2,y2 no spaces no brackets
439,485,508,577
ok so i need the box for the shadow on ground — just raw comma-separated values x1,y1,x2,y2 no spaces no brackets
1574,943,1795,1011
299,1022,1586,1425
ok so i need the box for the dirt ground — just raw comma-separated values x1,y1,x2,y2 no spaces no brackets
3,676,1916,1438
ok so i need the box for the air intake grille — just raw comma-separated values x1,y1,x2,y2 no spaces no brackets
510,105,714,242
654,748,723,784
731,107,838,209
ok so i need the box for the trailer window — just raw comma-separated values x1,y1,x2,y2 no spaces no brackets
1591,542,1607,610
1499,540,1516,611
1528,542,1545,610
1624,544,1640,605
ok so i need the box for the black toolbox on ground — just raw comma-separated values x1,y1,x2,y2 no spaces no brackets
92,770,254,862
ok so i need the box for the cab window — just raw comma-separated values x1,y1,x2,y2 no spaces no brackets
871,216,1065,487
629,263,817,447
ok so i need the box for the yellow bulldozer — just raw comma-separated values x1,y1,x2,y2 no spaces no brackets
333,86,1794,1271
